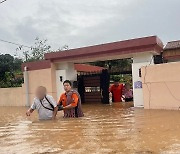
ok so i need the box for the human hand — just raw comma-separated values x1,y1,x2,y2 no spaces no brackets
26,110,31,116
58,105,64,111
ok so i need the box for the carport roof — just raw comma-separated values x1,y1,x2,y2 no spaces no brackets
45,36,163,62
74,64,104,72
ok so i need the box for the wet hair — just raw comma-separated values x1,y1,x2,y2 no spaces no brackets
63,80,72,86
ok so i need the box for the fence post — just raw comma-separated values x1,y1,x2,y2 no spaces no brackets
24,66,30,107
101,69,110,104
77,75,85,103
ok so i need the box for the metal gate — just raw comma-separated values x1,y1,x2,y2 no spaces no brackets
77,69,109,104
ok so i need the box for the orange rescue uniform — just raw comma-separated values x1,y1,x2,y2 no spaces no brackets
59,93,79,107
109,84,123,102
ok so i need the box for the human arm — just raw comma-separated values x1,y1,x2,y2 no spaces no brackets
26,101,35,116
26,108,34,116
57,95,63,106
63,104,74,110
63,93,78,110
122,85,127,96
52,106,58,120
57,95,64,111
48,95,58,120
26,100,36,116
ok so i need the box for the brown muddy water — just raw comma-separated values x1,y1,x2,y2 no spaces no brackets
0,103,180,154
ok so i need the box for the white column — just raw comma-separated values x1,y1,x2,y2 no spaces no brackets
132,53,154,107
56,70,66,100
24,66,30,107
65,63,77,81
56,62,77,100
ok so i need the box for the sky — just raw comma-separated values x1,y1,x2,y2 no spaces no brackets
0,0,180,57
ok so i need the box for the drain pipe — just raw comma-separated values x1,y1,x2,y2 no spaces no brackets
24,66,30,107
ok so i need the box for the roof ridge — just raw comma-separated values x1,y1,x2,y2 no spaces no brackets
164,40,180,50
167,40,180,43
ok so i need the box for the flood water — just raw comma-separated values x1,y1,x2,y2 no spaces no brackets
0,103,180,154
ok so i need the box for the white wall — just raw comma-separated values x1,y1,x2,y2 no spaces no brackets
57,62,77,81
56,62,77,100
56,70,66,100
132,53,154,107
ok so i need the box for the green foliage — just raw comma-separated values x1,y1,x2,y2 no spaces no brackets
13,58,23,71
31,38,51,60
90,59,132,72
21,37,69,62
110,74,132,87
109,59,132,71
0,54,14,79
0,37,69,88
91,59,133,87
0,54,23,88
22,37,51,62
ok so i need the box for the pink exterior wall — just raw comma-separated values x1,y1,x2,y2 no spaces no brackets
142,62,180,110
0,65,57,106
0,84,26,106
27,67,57,105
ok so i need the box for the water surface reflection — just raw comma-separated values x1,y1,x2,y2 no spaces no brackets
0,104,180,154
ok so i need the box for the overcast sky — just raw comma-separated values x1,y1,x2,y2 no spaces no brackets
0,0,180,56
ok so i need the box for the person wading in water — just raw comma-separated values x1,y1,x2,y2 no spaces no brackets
26,86,58,120
109,79,124,102
58,80,84,118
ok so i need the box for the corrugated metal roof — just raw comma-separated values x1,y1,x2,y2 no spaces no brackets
164,40,180,50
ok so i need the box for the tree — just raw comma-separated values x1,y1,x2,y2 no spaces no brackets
20,37,69,62
0,54,14,80
90,58,132,72
13,57,23,71
0,37,69,87
90,58,133,86
31,37,51,60
20,37,51,62
0,54,23,88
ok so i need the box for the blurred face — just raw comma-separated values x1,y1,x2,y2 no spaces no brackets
114,82,119,87
125,84,130,90
63,82,71,92
35,87,46,100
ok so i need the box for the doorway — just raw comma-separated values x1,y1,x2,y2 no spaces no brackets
77,69,109,104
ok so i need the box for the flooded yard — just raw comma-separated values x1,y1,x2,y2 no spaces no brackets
0,103,180,154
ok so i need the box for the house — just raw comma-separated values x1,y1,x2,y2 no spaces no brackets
163,40,180,62
19,35,163,107
4,35,180,110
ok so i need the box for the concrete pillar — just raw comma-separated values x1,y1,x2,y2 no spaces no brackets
50,63,58,100
132,53,154,107
24,66,30,107
57,62,77,81
56,62,77,99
